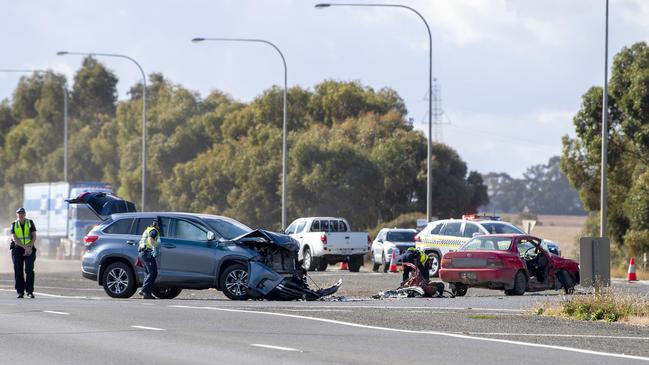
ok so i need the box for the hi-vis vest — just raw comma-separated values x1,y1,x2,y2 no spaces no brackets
138,226,160,250
13,219,32,246
407,247,429,265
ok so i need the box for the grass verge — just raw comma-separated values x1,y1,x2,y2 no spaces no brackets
535,288,649,324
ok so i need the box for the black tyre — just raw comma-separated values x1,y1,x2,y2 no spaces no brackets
428,252,440,278
452,284,468,297
152,287,183,299
302,247,318,271
382,254,389,273
371,252,380,272
505,271,527,296
348,255,363,272
316,260,328,271
220,263,250,301
102,262,137,298
557,270,575,295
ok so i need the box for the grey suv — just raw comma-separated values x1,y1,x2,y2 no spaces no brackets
69,192,341,300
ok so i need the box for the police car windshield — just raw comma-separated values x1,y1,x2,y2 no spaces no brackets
203,218,251,240
480,223,524,234
461,237,512,251
387,231,415,242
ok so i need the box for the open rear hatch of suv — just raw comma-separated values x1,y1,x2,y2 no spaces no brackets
66,191,137,220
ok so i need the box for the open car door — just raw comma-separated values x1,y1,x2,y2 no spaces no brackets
66,192,137,221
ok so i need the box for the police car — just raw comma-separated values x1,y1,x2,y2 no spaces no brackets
415,215,526,277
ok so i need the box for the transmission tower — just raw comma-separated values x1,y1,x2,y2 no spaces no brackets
422,78,450,142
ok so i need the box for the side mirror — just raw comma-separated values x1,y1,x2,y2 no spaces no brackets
207,231,216,241
378,239,383,243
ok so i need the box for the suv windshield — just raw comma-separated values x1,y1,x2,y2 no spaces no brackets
387,231,415,242
461,237,512,251
480,223,524,234
203,218,251,240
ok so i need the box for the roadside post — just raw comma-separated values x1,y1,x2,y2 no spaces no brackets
579,237,611,293
521,220,537,234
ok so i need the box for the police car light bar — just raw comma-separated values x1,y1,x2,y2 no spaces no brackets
462,214,501,221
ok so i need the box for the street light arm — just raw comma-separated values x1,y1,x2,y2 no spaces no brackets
57,50,148,210
192,37,289,229
315,2,434,222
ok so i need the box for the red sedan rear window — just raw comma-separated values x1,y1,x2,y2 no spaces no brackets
461,237,512,251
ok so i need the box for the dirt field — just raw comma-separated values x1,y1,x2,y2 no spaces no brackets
501,214,587,260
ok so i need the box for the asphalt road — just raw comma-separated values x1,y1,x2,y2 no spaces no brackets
1,259,649,364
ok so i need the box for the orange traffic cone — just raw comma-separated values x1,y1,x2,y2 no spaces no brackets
388,250,398,273
628,257,638,281
339,261,349,270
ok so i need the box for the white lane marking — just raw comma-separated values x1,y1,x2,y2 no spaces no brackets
0,288,90,299
210,304,524,313
170,305,649,362
0,285,103,291
284,309,352,312
131,325,165,331
43,310,70,315
250,344,303,352
465,332,649,340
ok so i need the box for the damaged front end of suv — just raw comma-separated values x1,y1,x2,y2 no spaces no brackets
233,230,341,300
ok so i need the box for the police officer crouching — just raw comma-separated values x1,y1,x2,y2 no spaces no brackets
401,247,431,283
10,208,37,299
138,219,160,299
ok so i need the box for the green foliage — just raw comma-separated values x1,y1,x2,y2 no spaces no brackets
562,42,649,249
0,62,488,232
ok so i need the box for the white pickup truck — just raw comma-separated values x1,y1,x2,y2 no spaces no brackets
286,217,370,272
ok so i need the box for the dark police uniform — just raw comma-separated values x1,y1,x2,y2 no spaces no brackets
10,219,37,298
402,247,431,282
138,224,160,299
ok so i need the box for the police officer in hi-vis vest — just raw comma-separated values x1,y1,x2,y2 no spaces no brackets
138,219,160,299
10,207,37,298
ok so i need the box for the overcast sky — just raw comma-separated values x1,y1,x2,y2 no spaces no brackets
1,0,648,177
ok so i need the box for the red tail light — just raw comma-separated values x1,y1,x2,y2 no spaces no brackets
441,257,453,268
414,234,421,242
83,235,99,245
486,258,503,268
367,235,372,248
320,234,327,244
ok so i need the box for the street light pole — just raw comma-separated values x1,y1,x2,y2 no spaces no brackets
315,2,434,222
192,37,289,229
600,0,609,238
0,69,68,182
57,51,148,211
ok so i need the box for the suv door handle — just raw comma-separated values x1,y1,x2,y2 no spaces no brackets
163,244,176,249
126,240,136,245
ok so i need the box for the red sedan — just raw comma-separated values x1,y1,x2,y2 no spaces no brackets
439,234,579,297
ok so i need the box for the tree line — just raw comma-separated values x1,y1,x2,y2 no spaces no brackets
561,41,649,258
482,156,585,215
0,57,488,230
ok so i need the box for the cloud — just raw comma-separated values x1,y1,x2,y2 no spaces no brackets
419,0,562,47
616,0,649,35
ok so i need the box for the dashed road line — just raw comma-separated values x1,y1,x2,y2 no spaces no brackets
131,325,165,331
250,344,303,352
43,310,70,315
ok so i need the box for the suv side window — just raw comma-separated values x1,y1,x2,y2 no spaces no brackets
430,223,443,235
285,222,298,235
296,221,307,233
103,218,134,235
311,220,321,232
463,223,480,238
441,222,462,237
172,219,207,241
133,218,155,235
